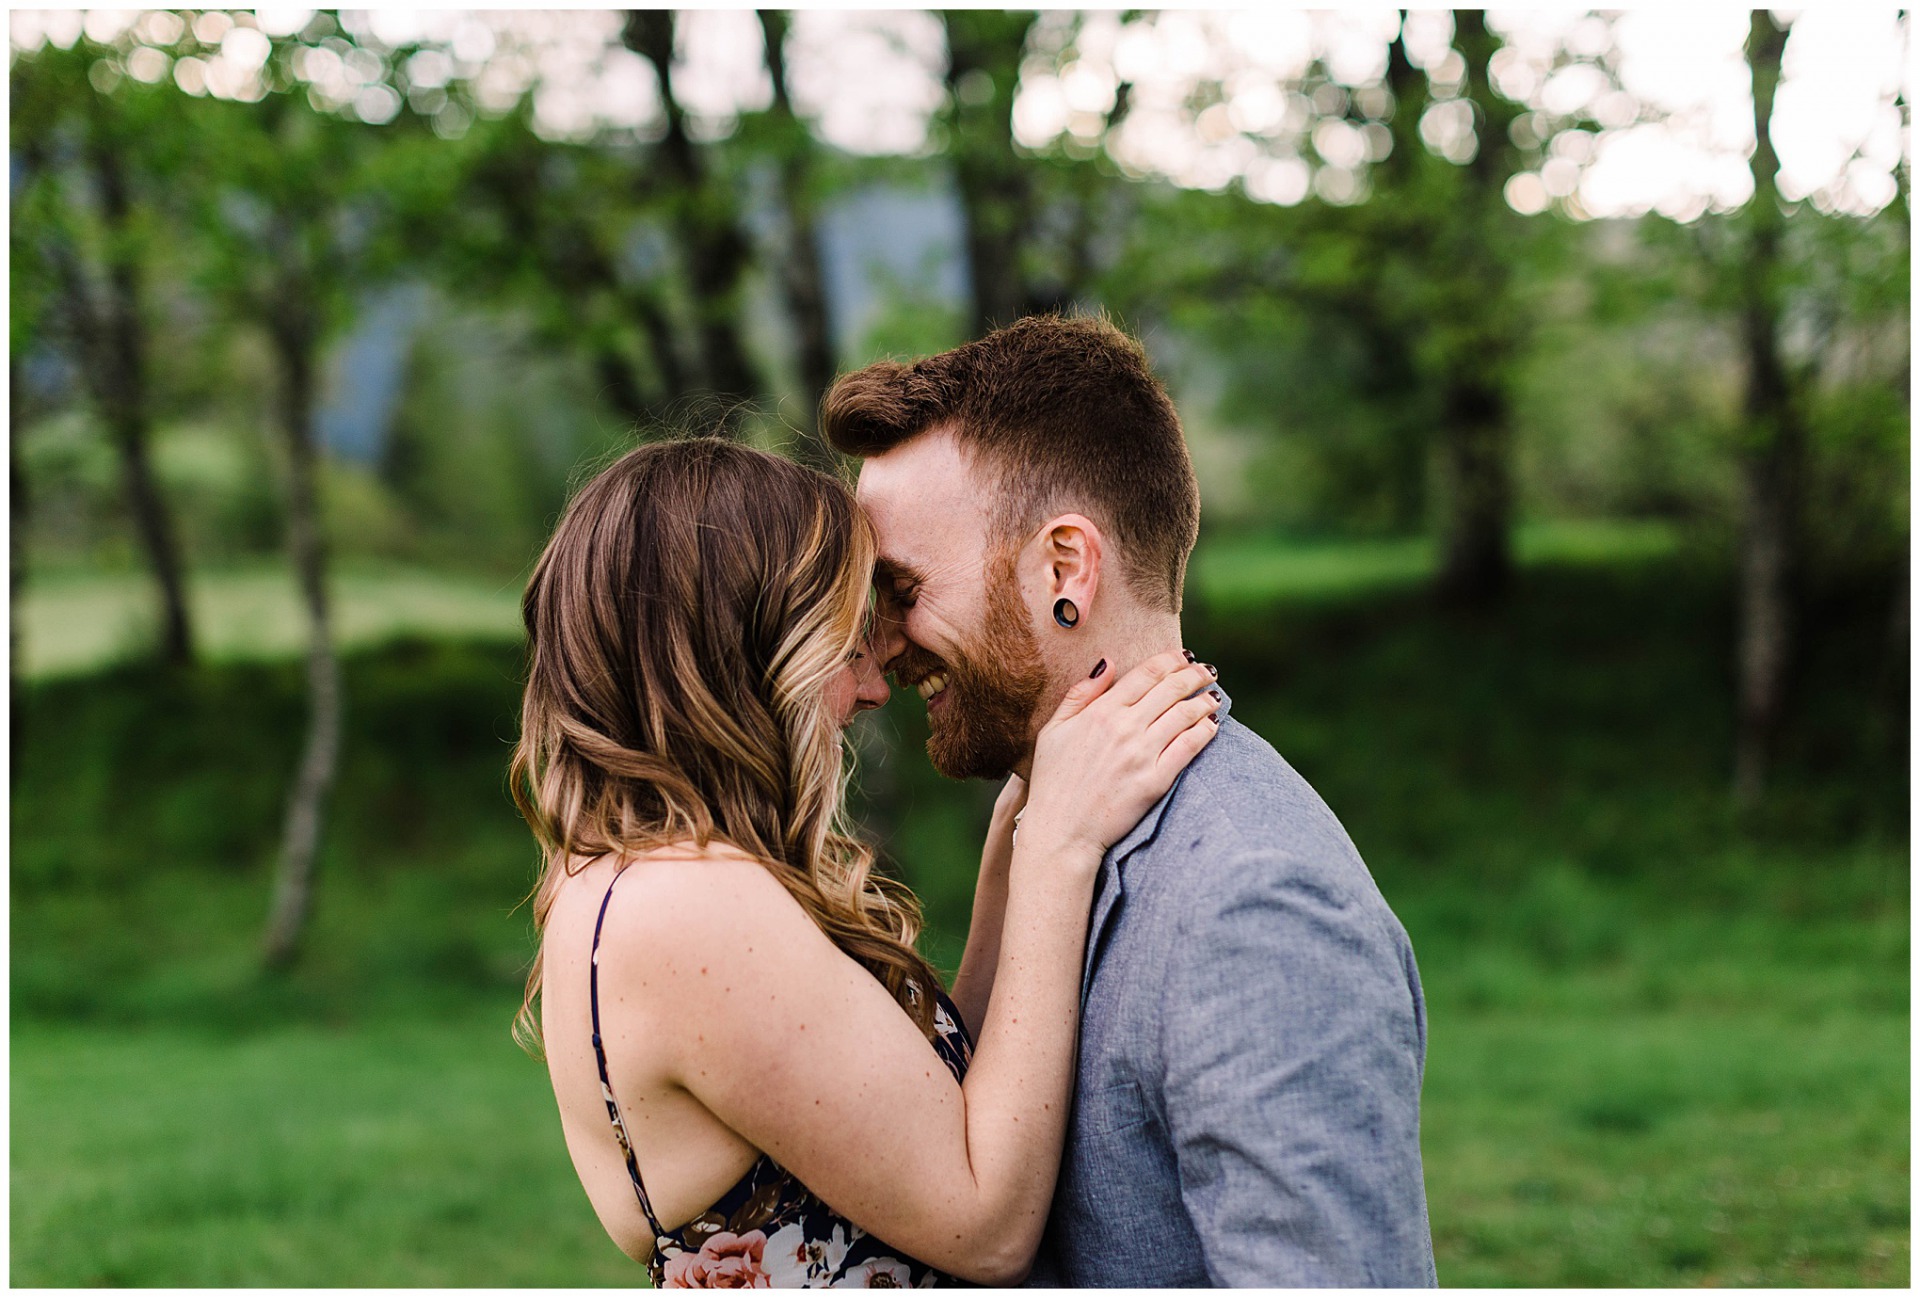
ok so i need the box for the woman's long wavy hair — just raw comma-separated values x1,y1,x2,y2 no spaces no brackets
511,437,940,1053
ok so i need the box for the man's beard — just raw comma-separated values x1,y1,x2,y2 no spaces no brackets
905,562,1048,781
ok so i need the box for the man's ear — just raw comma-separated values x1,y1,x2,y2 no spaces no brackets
1040,513,1103,621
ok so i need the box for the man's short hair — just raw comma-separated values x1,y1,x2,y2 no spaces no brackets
821,314,1201,613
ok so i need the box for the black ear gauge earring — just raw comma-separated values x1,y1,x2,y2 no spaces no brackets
1053,598,1080,629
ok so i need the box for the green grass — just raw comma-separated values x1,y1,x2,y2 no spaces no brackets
16,561,526,680
10,544,1908,1286
11,1014,640,1286
1424,1004,1907,1286
13,946,1901,1287
1190,517,1681,608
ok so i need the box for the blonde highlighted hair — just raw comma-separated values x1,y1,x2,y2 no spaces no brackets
511,437,939,1052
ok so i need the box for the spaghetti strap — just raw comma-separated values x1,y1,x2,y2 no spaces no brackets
590,868,671,1243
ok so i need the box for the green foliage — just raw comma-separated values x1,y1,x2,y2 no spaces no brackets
12,16,1908,592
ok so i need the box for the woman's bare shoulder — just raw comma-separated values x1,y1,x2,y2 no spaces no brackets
573,842,822,966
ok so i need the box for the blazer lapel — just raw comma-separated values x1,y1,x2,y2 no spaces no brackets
1080,785,1173,1000
1078,685,1234,1002
1081,855,1126,1002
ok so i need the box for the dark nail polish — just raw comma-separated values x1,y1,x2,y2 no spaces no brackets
1209,688,1223,703
1090,659,1108,679
1182,649,1197,662
1204,663,1219,677
1207,713,1220,725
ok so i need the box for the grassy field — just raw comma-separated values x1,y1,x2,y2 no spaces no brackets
10,541,1909,1286
15,560,526,680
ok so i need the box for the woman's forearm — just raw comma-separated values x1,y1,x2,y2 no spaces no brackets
949,811,1015,1036
952,830,1101,1280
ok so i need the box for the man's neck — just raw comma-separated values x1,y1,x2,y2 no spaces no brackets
1011,611,1185,782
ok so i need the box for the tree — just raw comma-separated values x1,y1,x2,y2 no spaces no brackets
447,105,692,425
622,9,761,402
1424,11,1529,607
757,9,838,465
11,44,197,664
176,53,422,967
1287,11,1532,605
1729,12,1802,807
8,351,28,699
941,10,1043,338
1091,12,1544,596
10,150,51,698
1717,13,1910,801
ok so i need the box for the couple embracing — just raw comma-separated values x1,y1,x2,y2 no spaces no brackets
513,316,1435,1288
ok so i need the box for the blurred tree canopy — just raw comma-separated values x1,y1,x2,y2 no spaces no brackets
10,8,1910,829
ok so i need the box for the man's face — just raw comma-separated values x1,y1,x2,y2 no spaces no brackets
856,429,1048,780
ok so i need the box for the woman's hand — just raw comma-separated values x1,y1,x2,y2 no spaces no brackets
1020,651,1221,861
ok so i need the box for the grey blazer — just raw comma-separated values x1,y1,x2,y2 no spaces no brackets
1026,693,1437,1287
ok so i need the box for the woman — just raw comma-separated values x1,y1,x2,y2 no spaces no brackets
512,438,1219,1286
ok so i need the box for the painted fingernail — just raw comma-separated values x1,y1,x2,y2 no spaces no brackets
1204,663,1219,677
1207,713,1220,725
1209,688,1223,702
1090,659,1108,679
1182,649,1197,662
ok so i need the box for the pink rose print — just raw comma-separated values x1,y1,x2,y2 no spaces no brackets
662,1231,773,1288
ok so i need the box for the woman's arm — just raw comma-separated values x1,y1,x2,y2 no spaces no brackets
606,653,1219,1285
948,774,1024,1038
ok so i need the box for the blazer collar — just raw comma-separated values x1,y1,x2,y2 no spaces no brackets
1103,682,1233,870
1082,683,1232,998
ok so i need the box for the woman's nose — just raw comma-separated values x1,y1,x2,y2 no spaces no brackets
855,658,890,712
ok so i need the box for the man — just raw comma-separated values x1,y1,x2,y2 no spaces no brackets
823,315,1436,1287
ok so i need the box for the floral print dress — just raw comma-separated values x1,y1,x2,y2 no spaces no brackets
589,870,976,1288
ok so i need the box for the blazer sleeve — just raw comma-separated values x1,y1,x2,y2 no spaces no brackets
1156,848,1436,1287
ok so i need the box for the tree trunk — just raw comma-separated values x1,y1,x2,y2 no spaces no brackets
1433,12,1519,610
942,11,1039,338
11,354,28,704
624,9,761,403
1435,377,1514,607
759,9,839,468
1732,12,1801,809
1887,550,1909,759
53,132,196,666
262,304,343,971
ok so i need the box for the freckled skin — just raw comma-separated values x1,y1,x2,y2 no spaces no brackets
824,622,896,721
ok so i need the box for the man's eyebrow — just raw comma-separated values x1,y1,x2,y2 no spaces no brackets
873,556,926,587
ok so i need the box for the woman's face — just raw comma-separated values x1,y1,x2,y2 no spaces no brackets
827,604,905,727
